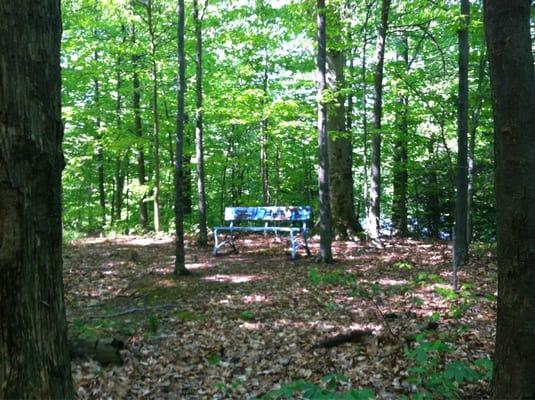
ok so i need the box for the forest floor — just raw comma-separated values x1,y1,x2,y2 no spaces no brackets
64,234,496,399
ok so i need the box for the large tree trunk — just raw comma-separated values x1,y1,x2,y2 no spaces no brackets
316,0,333,263
175,0,189,275
0,0,74,397
193,0,208,246
484,1,535,397
327,50,362,239
452,0,470,289
367,0,391,240
132,27,148,231
391,34,409,237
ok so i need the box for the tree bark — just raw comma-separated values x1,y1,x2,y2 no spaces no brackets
147,0,161,232
316,0,333,263
193,0,208,246
426,139,441,239
327,50,362,239
392,34,409,237
175,0,189,275
452,0,470,289
94,50,106,230
132,27,148,231
0,0,74,397
260,52,270,206
367,0,391,240
484,1,535,397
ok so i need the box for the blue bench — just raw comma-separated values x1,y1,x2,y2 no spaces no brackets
213,206,312,259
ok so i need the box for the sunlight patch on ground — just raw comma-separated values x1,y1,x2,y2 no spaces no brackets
379,278,409,286
241,294,271,304
186,262,215,270
240,322,262,330
203,274,265,283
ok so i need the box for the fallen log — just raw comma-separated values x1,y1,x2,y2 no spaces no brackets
69,337,125,365
311,329,375,349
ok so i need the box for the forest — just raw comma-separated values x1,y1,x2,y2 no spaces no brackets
1,0,534,399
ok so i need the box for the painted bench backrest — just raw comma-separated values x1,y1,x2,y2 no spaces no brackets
224,206,312,222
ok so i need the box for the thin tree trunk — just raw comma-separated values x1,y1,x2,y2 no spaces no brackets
94,49,106,230
317,0,333,263
426,139,441,239
260,51,270,206
131,27,148,230
114,52,125,222
193,0,208,246
452,0,470,290
368,0,391,240
484,1,535,397
147,0,161,232
0,0,74,396
360,1,373,230
392,34,409,236
467,47,487,242
175,0,189,275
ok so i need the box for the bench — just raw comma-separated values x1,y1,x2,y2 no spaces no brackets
213,206,312,259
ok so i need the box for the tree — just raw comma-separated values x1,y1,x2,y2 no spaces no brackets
484,0,535,397
0,0,74,397
391,33,409,237
175,0,189,275
326,4,363,240
367,0,391,241
132,26,149,230
146,0,162,232
193,0,208,246
452,0,470,290
316,0,333,263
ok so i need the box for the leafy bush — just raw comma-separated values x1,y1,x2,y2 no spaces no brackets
260,374,375,400
404,335,491,399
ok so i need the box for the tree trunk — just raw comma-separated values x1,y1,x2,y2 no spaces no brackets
175,0,189,275
114,55,125,222
367,0,391,240
426,139,441,239
94,50,106,230
452,0,470,289
360,1,373,234
147,0,161,232
327,50,362,239
0,0,74,397
132,27,148,231
484,1,535,397
316,0,333,263
260,52,270,206
467,47,487,242
392,34,409,237
193,0,208,246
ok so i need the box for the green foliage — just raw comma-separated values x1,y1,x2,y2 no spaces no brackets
405,335,490,399
146,312,160,335
308,267,356,287
260,374,375,400
239,309,255,321
175,310,204,322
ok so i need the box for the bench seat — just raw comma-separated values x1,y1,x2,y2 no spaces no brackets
213,206,312,259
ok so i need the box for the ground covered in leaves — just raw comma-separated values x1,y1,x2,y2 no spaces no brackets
64,234,496,399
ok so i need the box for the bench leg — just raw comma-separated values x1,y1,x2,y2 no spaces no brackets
290,230,297,259
303,230,311,256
